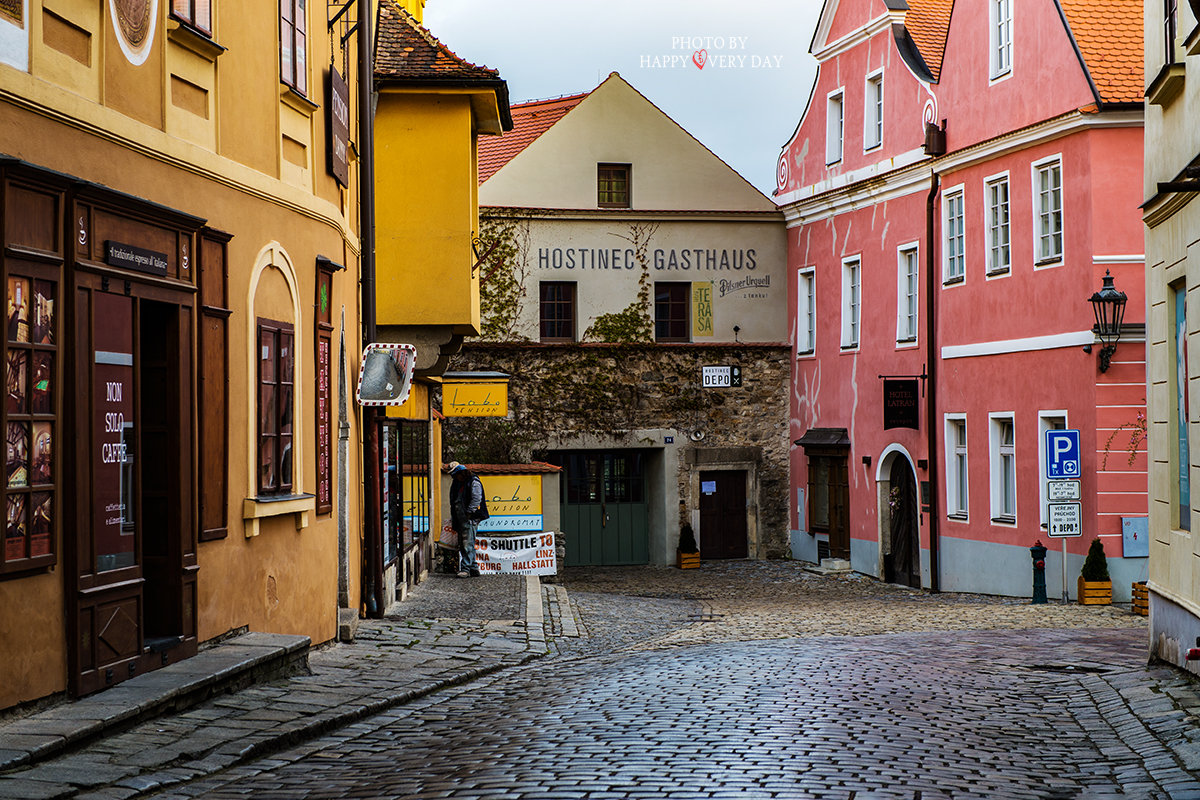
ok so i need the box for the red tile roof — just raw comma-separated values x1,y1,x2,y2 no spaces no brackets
905,0,954,81
375,1,502,83
1059,0,1144,106
478,93,588,184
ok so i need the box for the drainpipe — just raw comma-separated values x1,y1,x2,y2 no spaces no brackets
925,169,941,593
358,0,384,618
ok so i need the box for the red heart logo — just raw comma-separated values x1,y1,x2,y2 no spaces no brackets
693,49,707,69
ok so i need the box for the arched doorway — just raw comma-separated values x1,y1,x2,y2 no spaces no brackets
888,456,920,588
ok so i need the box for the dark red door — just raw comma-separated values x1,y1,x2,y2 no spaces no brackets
699,470,748,559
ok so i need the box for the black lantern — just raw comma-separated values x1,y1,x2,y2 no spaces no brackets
1088,270,1128,373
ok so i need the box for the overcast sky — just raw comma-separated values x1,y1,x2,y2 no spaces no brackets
422,0,822,198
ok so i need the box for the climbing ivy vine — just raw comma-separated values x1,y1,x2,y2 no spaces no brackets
582,221,659,344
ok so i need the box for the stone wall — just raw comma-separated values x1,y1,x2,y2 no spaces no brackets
442,343,793,558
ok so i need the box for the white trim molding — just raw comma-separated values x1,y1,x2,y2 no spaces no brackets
942,330,1094,360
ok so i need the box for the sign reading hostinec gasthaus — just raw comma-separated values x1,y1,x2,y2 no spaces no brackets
475,533,557,576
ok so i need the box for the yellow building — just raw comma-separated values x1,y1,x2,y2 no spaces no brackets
369,2,511,605
0,1,365,707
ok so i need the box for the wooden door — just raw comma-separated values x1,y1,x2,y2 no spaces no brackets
69,279,196,696
888,458,920,588
698,470,748,559
808,450,850,560
560,451,649,566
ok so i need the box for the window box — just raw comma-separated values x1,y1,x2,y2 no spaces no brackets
243,493,316,538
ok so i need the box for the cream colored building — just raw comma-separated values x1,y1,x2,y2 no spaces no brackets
463,74,791,566
1144,0,1200,669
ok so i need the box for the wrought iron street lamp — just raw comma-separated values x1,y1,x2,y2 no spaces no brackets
1088,270,1127,373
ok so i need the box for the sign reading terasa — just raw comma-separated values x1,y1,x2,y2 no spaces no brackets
883,379,920,430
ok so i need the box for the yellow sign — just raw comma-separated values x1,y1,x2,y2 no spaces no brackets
482,475,542,516
443,382,508,417
693,281,713,337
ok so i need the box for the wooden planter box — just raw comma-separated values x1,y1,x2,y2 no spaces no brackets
1132,581,1149,616
677,550,700,569
1077,577,1112,605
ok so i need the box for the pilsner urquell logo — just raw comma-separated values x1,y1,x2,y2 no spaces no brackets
641,37,783,70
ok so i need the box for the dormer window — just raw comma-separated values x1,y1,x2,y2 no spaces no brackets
598,164,631,208
991,0,1012,79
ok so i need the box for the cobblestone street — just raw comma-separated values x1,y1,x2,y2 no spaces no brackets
109,562,1200,800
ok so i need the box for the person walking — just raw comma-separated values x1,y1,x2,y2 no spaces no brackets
448,461,487,578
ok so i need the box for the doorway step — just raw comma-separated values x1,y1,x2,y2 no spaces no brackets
0,632,310,772
804,558,853,575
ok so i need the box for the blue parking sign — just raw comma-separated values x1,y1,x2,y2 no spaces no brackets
1046,430,1081,479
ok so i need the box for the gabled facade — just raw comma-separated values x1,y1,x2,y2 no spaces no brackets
1143,0,1200,671
459,73,791,565
0,1,365,708
780,0,1147,598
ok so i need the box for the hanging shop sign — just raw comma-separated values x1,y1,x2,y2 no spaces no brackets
702,365,742,388
475,532,557,576
443,382,508,417
327,66,350,187
882,379,920,430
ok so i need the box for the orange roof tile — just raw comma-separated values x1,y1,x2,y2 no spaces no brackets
905,0,954,81
478,93,588,184
1059,0,1144,106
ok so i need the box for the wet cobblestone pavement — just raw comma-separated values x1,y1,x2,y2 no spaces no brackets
7,560,1194,800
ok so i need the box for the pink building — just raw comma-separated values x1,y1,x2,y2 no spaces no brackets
778,0,1147,599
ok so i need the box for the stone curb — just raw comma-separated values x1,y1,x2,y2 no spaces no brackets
0,633,311,773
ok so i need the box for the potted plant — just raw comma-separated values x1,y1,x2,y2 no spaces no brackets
1077,537,1112,605
677,523,700,569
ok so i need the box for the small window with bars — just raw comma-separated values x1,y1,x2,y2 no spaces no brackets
654,282,689,342
539,282,576,342
598,164,631,208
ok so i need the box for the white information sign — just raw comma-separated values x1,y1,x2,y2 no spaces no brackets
1047,480,1081,502
475,533,557,576
1047,503,1083,537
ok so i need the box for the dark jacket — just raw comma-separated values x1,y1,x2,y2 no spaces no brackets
450,472,488,529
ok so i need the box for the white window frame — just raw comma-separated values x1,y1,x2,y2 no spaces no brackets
985,173,1010,277
826,88,844,165
945,415,969,520
1032,156,1064,267
798,267,816,356
990,0,1013,82
943,187,965,284
1037,412,1068,528
841,256,860,350
896,244,919,345
864,70,883,152
989,413,1017,524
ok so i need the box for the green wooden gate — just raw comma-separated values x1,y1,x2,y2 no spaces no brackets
559,451,649,566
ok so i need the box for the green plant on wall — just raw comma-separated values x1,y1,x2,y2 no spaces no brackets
582,221,659,344
475,210,534,343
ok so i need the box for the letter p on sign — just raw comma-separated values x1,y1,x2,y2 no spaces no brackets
1045,429,1081,479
